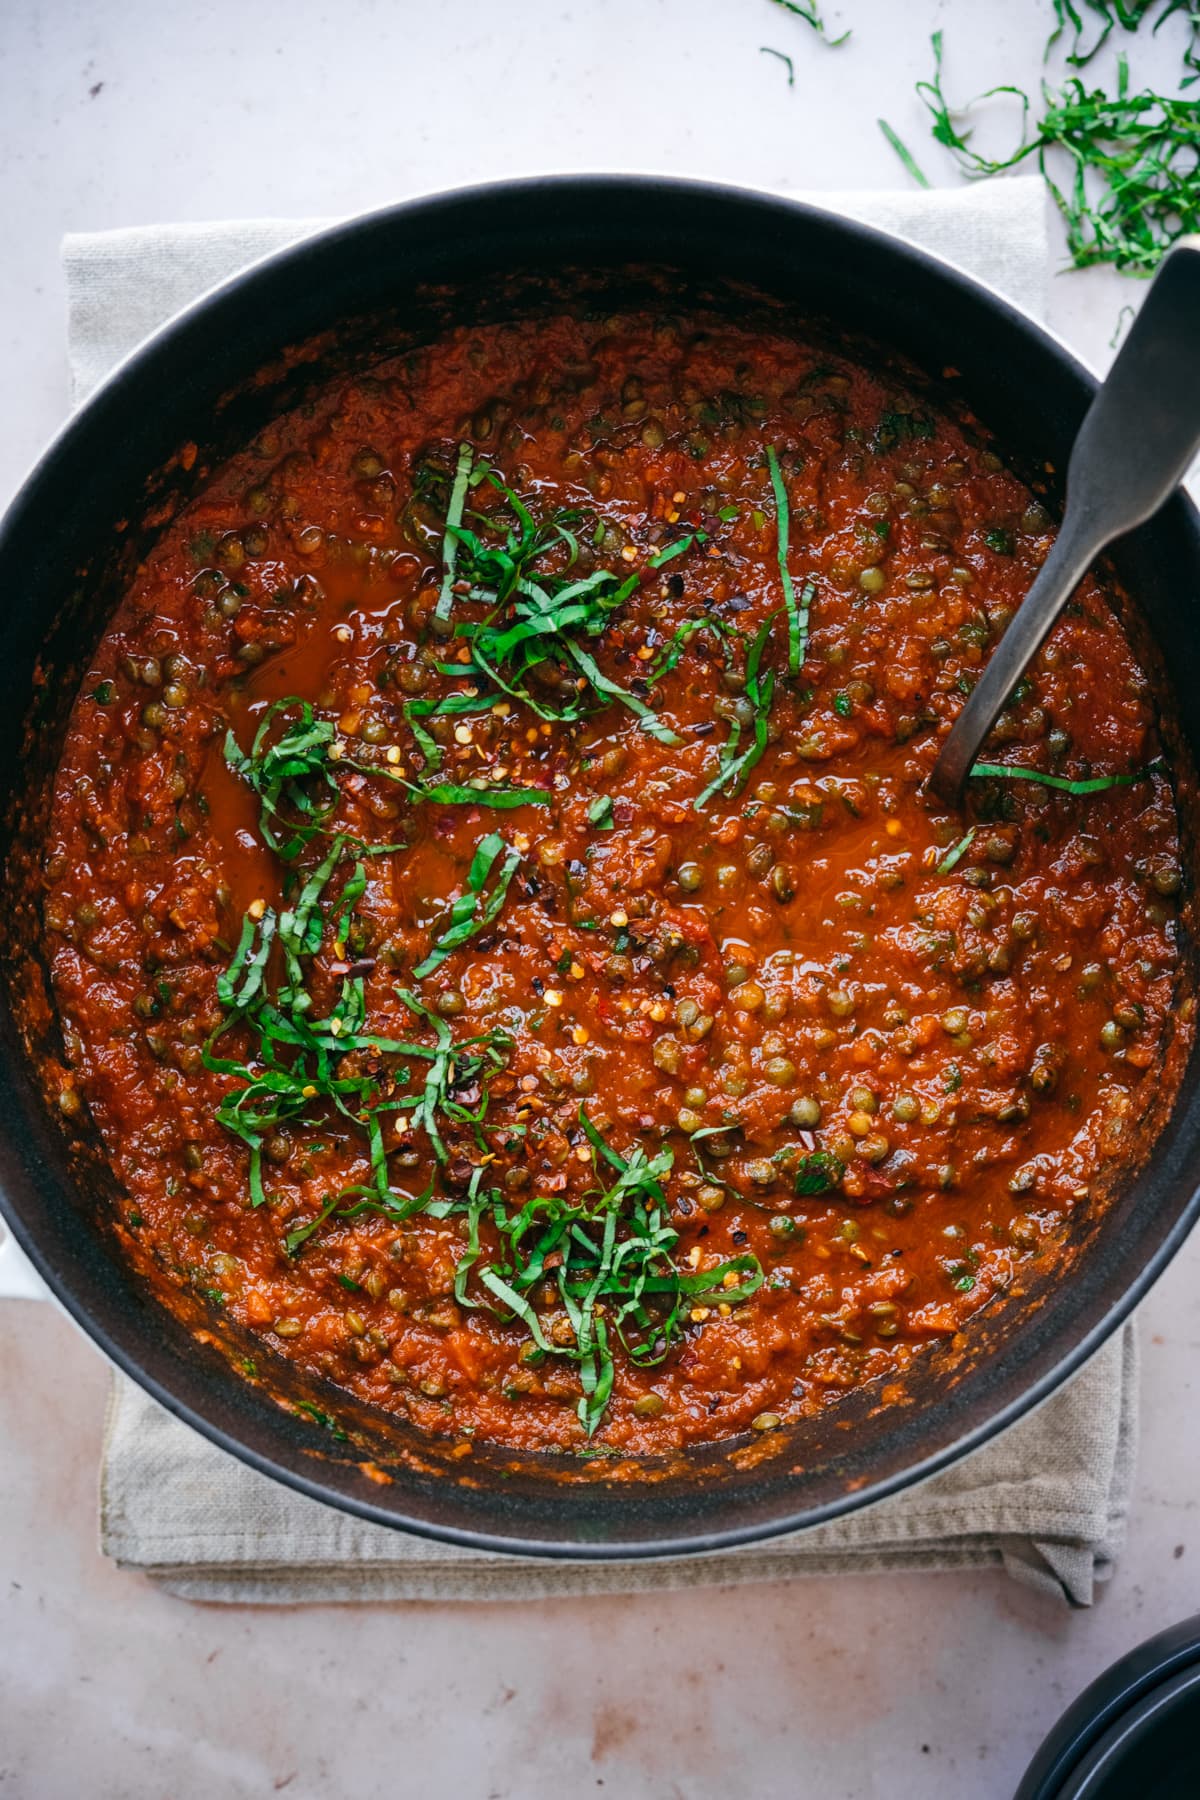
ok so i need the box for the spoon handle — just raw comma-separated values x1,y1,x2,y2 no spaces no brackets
928,238,1200,806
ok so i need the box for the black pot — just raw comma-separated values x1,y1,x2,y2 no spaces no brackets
1016,1614,1200,1797
2,176,1198,1557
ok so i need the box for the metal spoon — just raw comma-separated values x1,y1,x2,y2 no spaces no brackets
928,238,1200,807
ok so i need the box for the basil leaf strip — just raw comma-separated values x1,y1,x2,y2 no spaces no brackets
412,833,522,980
969,760,1156,794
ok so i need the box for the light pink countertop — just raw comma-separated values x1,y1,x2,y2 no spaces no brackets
3,1,1199,1793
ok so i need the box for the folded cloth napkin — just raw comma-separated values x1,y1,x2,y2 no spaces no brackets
66,177,1136,1608
100,1325,1136,1606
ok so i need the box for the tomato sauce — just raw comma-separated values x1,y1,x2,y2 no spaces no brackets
43,310,1190,1454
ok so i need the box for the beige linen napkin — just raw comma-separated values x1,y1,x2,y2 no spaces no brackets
66,178,1137,1608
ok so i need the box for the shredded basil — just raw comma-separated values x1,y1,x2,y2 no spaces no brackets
437,1113,761,1435
883,28,1200,275
877,118,932,187
969,760,1156,793
413,833,521,979
207,824,514,1206
1049,0,1199,83
224,699,338,860
402,690,494,774
766,445,810,675
435,441,474,624
695,613,778,809
291,1401,349,1440
793,1151,844,1196
225,694,549,828
760,46,795,84
647,613,734,687
205,840,419,1207
379,989,511,1167
768,0,850,47
937,826,977,873
430,445,705,742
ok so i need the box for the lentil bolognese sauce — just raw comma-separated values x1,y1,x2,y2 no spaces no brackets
43,306,1191,1455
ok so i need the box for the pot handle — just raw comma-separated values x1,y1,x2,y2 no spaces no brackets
0,1219,49,1301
